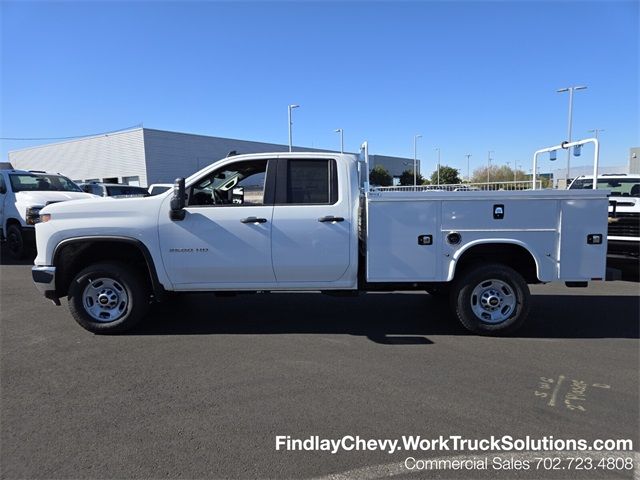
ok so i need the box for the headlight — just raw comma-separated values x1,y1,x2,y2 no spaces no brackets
26,207,43,225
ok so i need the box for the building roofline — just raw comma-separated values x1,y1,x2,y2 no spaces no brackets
8,125,414,162
8,127,144,155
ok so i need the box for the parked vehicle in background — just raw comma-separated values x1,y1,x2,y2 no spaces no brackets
0,170,96,259
148,184,173,196
33,145,609,336
79,182,149,198
569,174,640,259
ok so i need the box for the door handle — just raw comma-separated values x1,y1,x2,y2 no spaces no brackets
318,216,345,223
241,217,267,224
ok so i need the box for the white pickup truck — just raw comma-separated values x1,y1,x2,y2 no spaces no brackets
32,146,609,335
569,173,640,259
1,169,96,259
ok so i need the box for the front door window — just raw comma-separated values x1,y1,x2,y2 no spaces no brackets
190,160,268,207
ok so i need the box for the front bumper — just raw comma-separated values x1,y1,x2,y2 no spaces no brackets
32,266,60,305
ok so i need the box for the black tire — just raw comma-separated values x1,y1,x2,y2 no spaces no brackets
450,263,530,335
6,224,25,260
68,262,150,334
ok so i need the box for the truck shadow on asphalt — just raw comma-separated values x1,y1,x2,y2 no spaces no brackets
131,292,639,342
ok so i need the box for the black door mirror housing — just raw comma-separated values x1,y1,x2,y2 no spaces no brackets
169,178,186,221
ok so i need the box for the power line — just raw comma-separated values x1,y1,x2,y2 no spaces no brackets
0,123,143,141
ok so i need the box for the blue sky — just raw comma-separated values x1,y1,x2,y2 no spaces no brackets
1,1,638,176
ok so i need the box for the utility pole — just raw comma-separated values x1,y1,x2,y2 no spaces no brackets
435,148,441,185
487,150,494,183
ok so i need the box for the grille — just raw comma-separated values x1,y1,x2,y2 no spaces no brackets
608,213,640,238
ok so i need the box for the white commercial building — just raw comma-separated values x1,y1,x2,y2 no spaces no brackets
8,127,414,187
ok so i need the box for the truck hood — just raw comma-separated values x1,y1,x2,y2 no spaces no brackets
15,190,96,207
40,194,163,215
609,196,640,214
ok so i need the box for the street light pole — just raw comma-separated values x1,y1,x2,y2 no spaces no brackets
465,154,472,182
334,128,344,153
435,148,441,185
288,104,299,152
588,128,604,141
413,134,422,186
487,150,494,183
557,85,587,183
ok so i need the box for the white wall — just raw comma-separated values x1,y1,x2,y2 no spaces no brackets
143,129,296,185
8,129,147,185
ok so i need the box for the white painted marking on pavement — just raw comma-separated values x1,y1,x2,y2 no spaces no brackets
548,374,565,407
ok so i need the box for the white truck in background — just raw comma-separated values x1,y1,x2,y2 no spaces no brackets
31,142,610,336
569,173,640,260
0,169,96,259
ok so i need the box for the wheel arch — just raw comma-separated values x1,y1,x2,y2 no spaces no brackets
52,236,165,300
4,217,22,232
448,240,541,284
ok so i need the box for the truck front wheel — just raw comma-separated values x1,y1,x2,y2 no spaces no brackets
68,262,149,334
6,224,26,259
451,263,530,335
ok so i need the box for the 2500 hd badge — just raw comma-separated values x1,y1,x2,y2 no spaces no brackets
169,248,209,253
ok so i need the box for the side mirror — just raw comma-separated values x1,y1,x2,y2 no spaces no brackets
169,178,186,221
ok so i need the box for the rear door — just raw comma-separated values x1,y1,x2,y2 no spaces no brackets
271,158,351,283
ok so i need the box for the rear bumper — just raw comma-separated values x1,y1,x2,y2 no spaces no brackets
32,266,60,305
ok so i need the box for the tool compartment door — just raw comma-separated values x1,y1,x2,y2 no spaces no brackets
559,198,608,280
366,199,440,281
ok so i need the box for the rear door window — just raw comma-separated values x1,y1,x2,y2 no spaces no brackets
280,159,338,205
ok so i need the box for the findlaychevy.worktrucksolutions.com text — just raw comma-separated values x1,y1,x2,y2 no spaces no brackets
275,435,634,455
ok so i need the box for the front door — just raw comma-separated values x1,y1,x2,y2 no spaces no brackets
271,158,351,283
159,158,277,288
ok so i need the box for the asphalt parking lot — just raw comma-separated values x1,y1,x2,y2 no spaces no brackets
1,252,638,480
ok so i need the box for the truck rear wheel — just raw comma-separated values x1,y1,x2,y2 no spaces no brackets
451,263,530,335
68,262,149,334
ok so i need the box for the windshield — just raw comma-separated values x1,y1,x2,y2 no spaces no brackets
106,185,149,197
569,178,640,197
149,185,172,196
9,173,82,193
